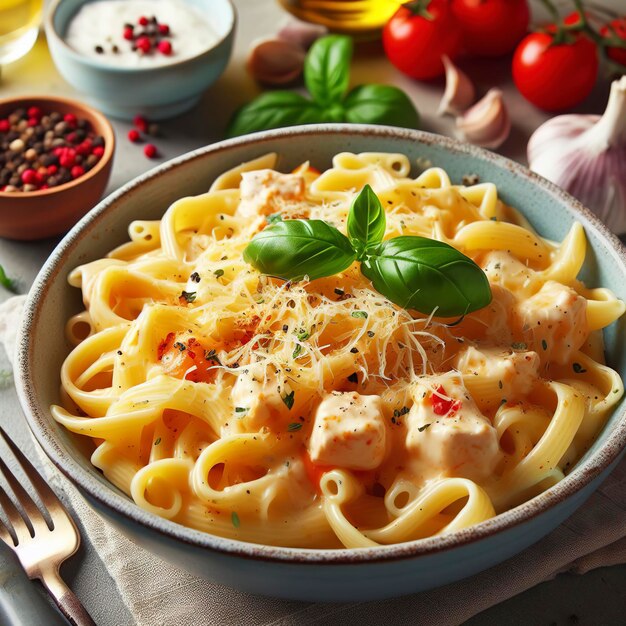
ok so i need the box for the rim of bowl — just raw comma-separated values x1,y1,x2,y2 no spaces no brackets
15,124,626,565
45,0,237,74
0,94,115,198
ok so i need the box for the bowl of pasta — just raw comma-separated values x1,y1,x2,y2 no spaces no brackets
15,125,626,601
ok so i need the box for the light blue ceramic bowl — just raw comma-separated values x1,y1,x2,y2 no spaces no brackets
45,0,236,120
15,125,626,601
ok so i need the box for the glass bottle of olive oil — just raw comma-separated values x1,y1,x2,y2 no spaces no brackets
277,0,401,39
0,0,43,65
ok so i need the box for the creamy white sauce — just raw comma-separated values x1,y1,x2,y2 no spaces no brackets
65,0,220,68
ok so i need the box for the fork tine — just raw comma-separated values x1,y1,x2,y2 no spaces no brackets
0,426,68,528
0,481,32,544
0,517,14,545
0,455,50,533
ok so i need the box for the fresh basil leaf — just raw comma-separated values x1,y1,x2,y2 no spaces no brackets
0,265,17,293
344,84,420,129
361,236,491,317
347,185,386,259
244,219,356,281
304,35,353,107
227,92,328,137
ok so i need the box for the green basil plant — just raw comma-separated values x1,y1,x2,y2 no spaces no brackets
243,185,492,317
227,35,420,137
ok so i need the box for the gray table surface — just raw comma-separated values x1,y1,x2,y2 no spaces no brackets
1,0,626,624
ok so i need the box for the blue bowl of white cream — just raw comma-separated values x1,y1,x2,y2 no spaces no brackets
46,0,236,120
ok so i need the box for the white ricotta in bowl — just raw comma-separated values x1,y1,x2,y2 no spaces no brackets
64,0,220,67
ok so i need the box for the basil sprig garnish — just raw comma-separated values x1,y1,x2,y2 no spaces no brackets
244,185,492,317
227,35,419,137
361,237,491,317
346,183,386,259
243,219,356,282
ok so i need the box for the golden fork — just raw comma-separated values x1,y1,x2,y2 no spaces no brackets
0,425,96,626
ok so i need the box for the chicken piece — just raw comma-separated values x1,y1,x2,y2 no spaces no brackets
482,250,534,293
237,169,306,219
230,363,287,431
517,281,587,365
406,375,501,482
308,391,387,470
455,346,540,401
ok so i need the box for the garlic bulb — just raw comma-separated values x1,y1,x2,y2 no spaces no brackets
438,56,475,116
528,76,626,234
456,89,510,149
246,38,306,86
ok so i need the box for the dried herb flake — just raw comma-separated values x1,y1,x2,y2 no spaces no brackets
180,291,196,303
282,390,295,410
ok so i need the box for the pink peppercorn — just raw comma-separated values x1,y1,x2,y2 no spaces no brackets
71,165,85,179
135,36,151,53
47,165,58,175
64,113,77,126
158,23,170,35
27,117,38,127
0,120,9,133
133,115,148,132
21,169,38,185
144,144,158,158
66,131,78,143
128,129,141,142
27,106,41,119
158,40,172,55
92,146,105,158
76,140,92,155
40,184,49,190
59,152,76,168
138,16,149,26
123,26,134,40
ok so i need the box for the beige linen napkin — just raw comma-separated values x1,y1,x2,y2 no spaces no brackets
2,295,626,626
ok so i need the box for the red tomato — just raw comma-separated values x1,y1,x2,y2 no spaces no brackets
600,17,626,67
512,22,598,111
158,334,219,383
452,0,530,57
301,451,332,493
382,0,462,80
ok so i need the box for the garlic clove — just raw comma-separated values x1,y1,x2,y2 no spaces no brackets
437,55,475,117
456,89,511,149
277,17,328,50
246,38,307,86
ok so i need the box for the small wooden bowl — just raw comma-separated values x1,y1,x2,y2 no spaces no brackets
0,95,115,240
